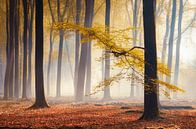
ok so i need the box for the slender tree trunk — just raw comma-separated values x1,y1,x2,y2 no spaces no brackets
47,29,53,96
56,29,64,97
174,0,183,98
166,0,176,86
31,0,48,108
14,0,20,98
22,0,28,99
4,0,10,99
8,0,15,98
47,0,55,96
76,0,94,101
27,0,34,98
74,0,81,97
140,0,159,120
130,0,141,98
85,0,94,99
103,0,111,100
162,1,171,65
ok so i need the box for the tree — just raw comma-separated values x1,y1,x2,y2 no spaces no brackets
166,0,176,88
140,0,159,120
14,0,20,98
27,0,35,98
130,0,141,98
85,0,94,99
103,0,111,100
74,0,81,97
56,0,69,97
76,0,94,101
22,0,28,99
31,0,48,108
47,0,55,96
4,0,15,99
173,0,183,98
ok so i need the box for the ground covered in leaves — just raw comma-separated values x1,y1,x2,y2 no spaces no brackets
0,98,195,129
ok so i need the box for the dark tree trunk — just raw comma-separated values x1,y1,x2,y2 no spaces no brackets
166,0,176,85
31,0,48,108
27,0,34,98
140,0,159,120
103,0,111,100
14,0,20,98
85,0,94,99
22,0,28,99
4,0,10,99
174,0,183,98
8,0,15,98
76,0,94,101
74,0,81,97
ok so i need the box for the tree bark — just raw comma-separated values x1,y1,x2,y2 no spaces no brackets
76,0,94,101
103,0,111,100
166,0,176,86
27,0,34,98
31,0,48,108
140,0,160,120
14,0,20,98
74,0,81,98
174,0,183,98
22,0,28,99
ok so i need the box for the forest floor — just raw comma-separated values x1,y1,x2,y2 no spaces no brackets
0,97,195,129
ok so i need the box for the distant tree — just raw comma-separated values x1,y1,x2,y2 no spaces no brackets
4,0,15,99
76,0,94,101
56,0,69,97
31,0,48,108
14,0,20,98
4,0,10,99
173,0,183,97
27,0,35,98
22,0,28,99
140,0,159,120
47,0,55,96
85,0,94,99
166,0,176,88
130,0,141,98
103,0,111,100
74,0,81,97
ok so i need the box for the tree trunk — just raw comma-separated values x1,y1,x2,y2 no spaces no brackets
140,0,159,120
47,29,53,96
166,0,176,86
22,0,28,99
56,29,64,97
4,0,10,99
85,0,94,100
47,0,55,96
14,0,20,99
174,0,183,98
8,0,15,98
27,0,34,98
74,0,81,98
130,0,141,98
31,0,48,108
103,0,111,100
162,0,171,66
76,0,94,101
